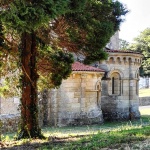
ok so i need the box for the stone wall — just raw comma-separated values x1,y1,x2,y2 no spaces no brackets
1,97,20,114
44,72,104,127
100,52,142,121
0,114,20,133
1,95,49,133
106,31,119,50
139,97,150,106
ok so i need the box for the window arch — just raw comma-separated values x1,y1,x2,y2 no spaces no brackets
95,81,101,106
108,57,114,64
109,72,121,95
116,57,121,64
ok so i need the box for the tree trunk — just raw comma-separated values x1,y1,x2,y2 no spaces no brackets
17,32,44,139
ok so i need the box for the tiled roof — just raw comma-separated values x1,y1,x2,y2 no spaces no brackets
72,62,104,72
105,48,141,54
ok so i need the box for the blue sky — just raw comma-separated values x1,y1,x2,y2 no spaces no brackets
118,0,150,43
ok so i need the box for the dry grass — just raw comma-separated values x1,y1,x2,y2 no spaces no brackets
139,88,150,97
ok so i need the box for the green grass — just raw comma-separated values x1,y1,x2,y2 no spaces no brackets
51,126,150,150
38,118,150,149
1,89,150,149
24,123,150,150
1,117,150,149
2,117,149,141
139,88,150,97
1,110,150,149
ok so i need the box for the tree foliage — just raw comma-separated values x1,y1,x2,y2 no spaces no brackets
119,38,129,50
129,28,150,76
0,0,128,139
63,0,128,64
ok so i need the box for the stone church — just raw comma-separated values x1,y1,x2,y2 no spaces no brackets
39,32,143,127
1,32,143,127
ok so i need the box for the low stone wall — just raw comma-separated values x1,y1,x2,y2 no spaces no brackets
0,114,20,133
1,97,20,114
139,97,150,106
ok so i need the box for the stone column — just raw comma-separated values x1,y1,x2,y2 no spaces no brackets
96,81,101,107
129,61,140,119
80,74,87,113
120,79,122,95
101,78,109,96
49,89,58,126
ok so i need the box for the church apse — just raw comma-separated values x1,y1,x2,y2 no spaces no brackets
100,50,143,121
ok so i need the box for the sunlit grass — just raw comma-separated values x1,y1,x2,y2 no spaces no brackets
41,120,148,139
39,126,150,150
140,108,150,115
139,88,150,97
2,108,150,141
1,108,150,149
2,124,150,149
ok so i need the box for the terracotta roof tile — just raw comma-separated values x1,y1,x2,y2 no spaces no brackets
105,49,141,54
72,62,104,72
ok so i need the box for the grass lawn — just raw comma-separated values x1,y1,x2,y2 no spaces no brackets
0,92,150,149
139,88,150,97
1,109,150,149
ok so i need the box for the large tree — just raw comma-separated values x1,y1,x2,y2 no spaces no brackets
0,0,127,139
129,28,150,76
119,38,129,50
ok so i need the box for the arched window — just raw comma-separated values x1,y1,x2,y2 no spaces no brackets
95,81,101,106
109,57,114,64
112,77,115,94
123,57,127,64
109,72,121,95
116,57,121,64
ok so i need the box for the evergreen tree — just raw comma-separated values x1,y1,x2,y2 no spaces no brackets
63,0,128,64
0,0,127,139
129,28,150,76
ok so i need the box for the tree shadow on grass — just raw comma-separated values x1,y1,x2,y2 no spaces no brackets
1,115,150,150
0,134,89,150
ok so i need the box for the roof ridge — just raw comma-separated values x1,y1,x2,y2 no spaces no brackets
72,61,104,72
105,49,141,54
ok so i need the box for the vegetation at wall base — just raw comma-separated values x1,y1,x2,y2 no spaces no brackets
1,126,150,149
0,115,150,149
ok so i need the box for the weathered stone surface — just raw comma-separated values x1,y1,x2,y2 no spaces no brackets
139,97,150,106
101,51,142,121
1,97,20,114
57,109,103,126
0,46,143,130
106,31,119,50
0,114,20,133
44,72,104,127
